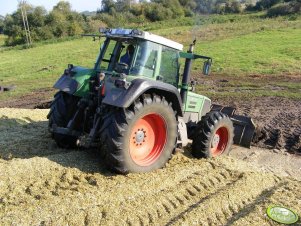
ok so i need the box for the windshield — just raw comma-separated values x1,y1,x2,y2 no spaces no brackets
95,38,179,86
96,38,136,73
129,40,160,78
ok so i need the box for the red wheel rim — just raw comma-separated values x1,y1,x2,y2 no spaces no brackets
211,127,229,157
129,113,167,166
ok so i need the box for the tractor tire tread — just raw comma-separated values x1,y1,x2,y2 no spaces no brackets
101,94,177,174
48,91,79,148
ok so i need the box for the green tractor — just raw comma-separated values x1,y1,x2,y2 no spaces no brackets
48,28,255,174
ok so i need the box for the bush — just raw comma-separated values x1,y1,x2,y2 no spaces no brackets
225,0,242,13
267,1,301,16
31,26,54,41
67,22,84,36
86,19,107,33
254,0,283,10
183,8,194,17
245,3,256,11
130,4,144,16
144,3,173,21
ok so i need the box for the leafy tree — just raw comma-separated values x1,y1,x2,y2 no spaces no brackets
53,1,72,14
3,1,88,46
3,10,26,45
225,0,242,13
115,0,134,12
254,0,283,10
144,3,173,21
196,0,217,14
101,0,116,14
0,15,4,33
27,6,47,27
179,0,197,10
267,0,301,16
151,0,185,17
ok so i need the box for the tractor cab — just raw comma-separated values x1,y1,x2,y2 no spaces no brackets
94,28,183,87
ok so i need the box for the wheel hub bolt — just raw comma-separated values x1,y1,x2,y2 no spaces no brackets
135,130,145,144
212,134,220,148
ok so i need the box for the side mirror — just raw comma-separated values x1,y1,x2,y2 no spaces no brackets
203,60,212,75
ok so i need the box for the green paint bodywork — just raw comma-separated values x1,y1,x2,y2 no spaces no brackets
67,68,209,118
185,91,206,112
185,92,211,121
72,67,95,97
69,66,208,115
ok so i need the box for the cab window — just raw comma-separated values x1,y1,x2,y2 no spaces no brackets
130,41,160,78
99,39,117,71
159,46,179,86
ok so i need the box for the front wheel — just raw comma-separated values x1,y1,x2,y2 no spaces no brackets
191,111,234,158
101,94,177,174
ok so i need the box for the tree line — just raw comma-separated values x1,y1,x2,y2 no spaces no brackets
0,0,300,46
0,1,95,46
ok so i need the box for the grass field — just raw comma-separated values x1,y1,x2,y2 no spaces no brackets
0,14,300,101
0,38,99,100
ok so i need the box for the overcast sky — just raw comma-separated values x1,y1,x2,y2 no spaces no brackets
0,0,100,16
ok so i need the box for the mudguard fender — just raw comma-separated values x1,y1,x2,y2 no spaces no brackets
102,78,183,116
53,75,79,95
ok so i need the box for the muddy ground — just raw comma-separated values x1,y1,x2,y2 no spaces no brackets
0,88,55,109
0,108,300,225
217,96,301,154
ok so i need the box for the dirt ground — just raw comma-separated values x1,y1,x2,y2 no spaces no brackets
0,108,300,225
216,96,301,154
0,88,55,109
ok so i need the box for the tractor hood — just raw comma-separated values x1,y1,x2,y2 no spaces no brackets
53,65,95,97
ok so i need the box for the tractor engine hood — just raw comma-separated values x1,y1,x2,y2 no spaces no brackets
53,65,94,97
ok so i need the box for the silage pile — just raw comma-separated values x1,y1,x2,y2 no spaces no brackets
0,108,300,225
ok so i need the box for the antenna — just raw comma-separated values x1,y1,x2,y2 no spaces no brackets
18,0,32,47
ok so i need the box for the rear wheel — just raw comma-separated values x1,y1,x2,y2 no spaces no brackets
101,94,177,174
191,111,234,158
47,91,80,148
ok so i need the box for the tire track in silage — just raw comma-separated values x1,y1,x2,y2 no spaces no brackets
168,173,282,226
101,163,244,225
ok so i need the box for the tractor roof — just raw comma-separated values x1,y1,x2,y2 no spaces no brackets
100,28,183,51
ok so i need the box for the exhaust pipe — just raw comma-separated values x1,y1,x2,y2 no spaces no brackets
180,41,195,104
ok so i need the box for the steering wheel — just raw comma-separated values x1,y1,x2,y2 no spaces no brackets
115,62,129,73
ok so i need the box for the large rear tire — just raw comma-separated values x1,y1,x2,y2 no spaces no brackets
191,111,234,158
47,91,80,148
101,94,177,174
